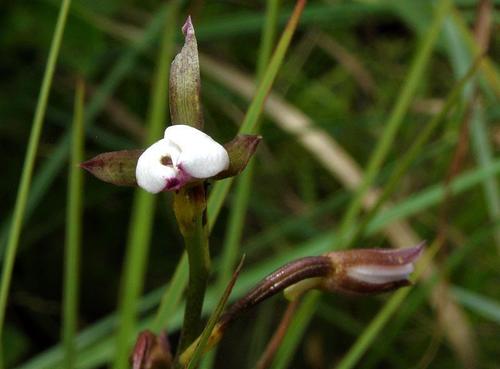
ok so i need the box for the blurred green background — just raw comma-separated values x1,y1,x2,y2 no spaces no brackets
1,0,499,368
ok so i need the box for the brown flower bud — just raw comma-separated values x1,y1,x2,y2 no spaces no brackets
284,243,425,299
131,330,172,369
178,244,424,360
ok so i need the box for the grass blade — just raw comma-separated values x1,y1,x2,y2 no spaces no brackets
201,2,281,368
269,2,452,367
207,0,307,225
269,292,319,369
443,9,500,253
335,0,452,246
153,253,189,330
62,80,85,369
0,2,171,261
469,103,500,252
183,258,245,369
0,0,73,364
349,56,482,245
340,222,499,369
452,286,500,325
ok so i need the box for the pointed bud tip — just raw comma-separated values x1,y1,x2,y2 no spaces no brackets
215,134,262,179
79,158,103,172
322,243,426,295
395,240,426,264
239,134,262,148
80,150,142,187
182,15,195,37
250,134,263,144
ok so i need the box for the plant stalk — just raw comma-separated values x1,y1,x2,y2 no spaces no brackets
174,185,210,353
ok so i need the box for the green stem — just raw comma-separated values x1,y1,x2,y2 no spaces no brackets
174,185,211,353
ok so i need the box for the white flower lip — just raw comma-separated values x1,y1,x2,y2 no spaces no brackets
346,263,414,285
136,124,229,193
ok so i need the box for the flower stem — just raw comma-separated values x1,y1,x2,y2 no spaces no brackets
174,184,210,353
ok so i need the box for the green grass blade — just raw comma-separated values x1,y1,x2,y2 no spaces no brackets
194,3,388,42
111,5,178,369
443,11,500,253
15,157,500,369
469,103,500,252
153,253,189,330
62,80,85,369
0,0,73,364
269,1,452,366
0,2,171,262
256,0,281,79
349,223,499,369
201,3,280,367
366,158,500,234
269,292,319,369
452,286,500,325
269,2,452,366
336,288,412,369
184,258,244,369
336,0,452,246
207,0,306,224
350,56,482,245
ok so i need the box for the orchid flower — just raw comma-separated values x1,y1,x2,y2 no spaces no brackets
136,125,229,193
81,131,260,191
80,16,260,192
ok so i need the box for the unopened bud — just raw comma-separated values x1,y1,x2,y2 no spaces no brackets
284,242,425,299
181,244,424,360
131,330,172,369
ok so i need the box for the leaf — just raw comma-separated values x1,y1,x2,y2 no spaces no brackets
181,256,245,368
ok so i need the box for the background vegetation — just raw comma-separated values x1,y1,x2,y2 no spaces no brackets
1,0,499,368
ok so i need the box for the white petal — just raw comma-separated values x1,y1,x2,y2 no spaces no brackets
347,263,414,284
136,139,177,193
164,125,229,178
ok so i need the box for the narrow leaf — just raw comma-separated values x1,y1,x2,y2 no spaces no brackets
62,79,85,369
181,257,245,368
0,0,73,359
